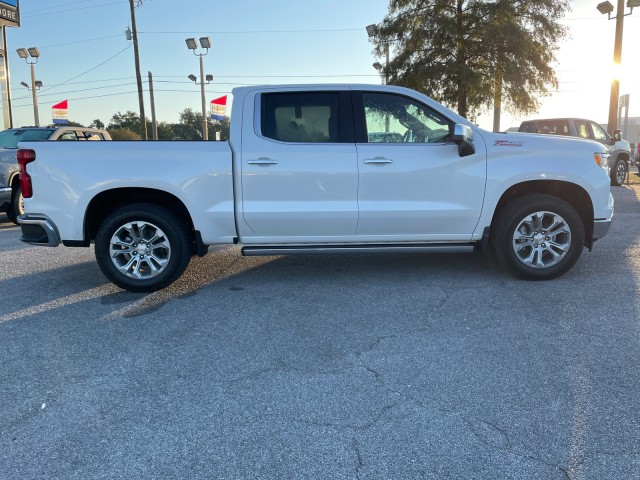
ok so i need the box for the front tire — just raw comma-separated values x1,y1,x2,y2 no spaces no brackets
95,204,191,292
491,194,585,280
611,158,627,186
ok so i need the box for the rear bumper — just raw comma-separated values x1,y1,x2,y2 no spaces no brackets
17,214,61,247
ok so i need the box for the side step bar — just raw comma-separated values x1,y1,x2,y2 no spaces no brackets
241,243,476,256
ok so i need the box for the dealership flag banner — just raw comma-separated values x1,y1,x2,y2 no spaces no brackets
210,95,227,121
52,100,68,124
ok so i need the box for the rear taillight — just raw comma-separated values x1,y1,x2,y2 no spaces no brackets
17,149,36,198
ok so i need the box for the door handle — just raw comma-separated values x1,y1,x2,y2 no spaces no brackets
248,158,278,166
363,157,394,165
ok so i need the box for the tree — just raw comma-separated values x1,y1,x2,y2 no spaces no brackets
90,119,105,130
64,121,86,127
172,108,230,140
108,111,142,132
372,0,569,118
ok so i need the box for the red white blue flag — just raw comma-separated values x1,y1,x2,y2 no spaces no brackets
52,100,68,124
210,95,227,121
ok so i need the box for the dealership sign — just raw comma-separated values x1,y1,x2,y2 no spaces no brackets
0,0,19,27
52,100,69,124
210,96,227,121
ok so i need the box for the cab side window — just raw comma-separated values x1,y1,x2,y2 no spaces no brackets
83,131,104,141
261,92,340,143
590,122,608,143
574,120,589,139
57,131,78,141
361,92,451,144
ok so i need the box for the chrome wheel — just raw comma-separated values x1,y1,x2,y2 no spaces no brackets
109,220,171,279
511,210,571,269
614,160,626,186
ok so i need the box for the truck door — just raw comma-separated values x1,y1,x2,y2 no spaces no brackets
240,91,358,240
353,91,486,240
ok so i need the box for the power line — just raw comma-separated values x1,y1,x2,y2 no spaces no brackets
139,28,363,34
40,35,125,50
22,1,127,18
40,45,132,94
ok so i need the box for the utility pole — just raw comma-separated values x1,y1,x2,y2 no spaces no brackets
129,0,148,140
0,26,13,129
608,0,624,134
148,71,158,140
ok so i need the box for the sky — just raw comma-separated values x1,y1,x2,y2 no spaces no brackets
1,0,639,133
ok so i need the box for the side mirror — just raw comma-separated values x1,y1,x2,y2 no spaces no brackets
613,130,622,142
452,124,475,157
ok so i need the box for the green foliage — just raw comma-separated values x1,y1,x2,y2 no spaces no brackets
103,108,229,141
64,121,86,127
90,119,105,130
108,111,142,133
107,128,141,140
372,0,570,117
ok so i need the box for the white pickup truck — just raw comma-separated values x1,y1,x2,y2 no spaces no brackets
16,84,614,292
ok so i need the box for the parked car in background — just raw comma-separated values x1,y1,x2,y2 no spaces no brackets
0,126,111,223
518,118,631,186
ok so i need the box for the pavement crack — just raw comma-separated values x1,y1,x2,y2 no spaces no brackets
352,438,364,480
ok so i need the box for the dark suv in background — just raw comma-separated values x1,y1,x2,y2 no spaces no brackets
0,126,111,223
518,118,632,186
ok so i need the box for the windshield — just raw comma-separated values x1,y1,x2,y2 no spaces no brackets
0,129,54,148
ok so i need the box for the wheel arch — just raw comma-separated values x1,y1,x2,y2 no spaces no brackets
84,188,194,242
490,180,594,247
9,171,19,189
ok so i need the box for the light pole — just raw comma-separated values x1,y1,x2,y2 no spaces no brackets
186,37,213,141
596,0,639,134
366,24,389,85
16,47,41,126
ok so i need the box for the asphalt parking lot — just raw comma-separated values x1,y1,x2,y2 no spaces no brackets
1,185,639,479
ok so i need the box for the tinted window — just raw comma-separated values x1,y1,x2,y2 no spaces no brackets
362,93,451,144
262,92,340,143
0,129,54,148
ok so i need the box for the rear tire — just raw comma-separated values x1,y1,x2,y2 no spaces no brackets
6,186,23,225
491,194,584,280
95,204,191,292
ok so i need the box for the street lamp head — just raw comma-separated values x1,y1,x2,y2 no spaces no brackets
205,74,214,82
372,62,383,71
27,47,40,58
199,37,212,49
628,0,640,8
16,48,28,59
35,81,43,88
185,38,198,50
366,24,378,37
596,1,614,15
188,74,197,82
20,81,28,88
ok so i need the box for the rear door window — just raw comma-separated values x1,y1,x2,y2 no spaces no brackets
574,120,590,139
261,92,344,143
57,131,79,141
